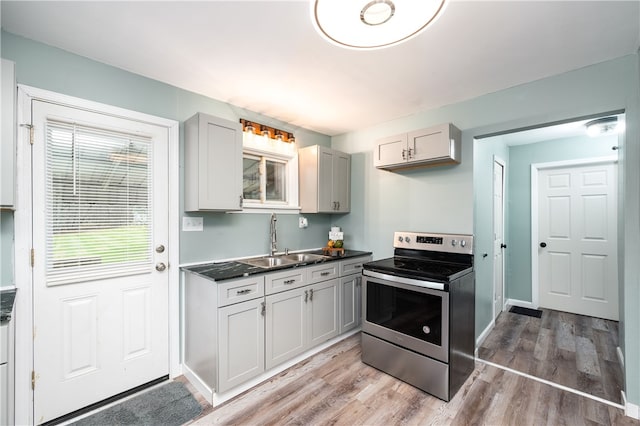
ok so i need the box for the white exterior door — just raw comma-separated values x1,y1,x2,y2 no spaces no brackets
493,159,505,320
31,100,170,423
537,161,618,321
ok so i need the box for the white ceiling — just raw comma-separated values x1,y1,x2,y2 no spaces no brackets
2,1,639,136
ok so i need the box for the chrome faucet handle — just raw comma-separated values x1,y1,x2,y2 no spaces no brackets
284,248,289,255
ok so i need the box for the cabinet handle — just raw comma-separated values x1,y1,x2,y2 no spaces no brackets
353,265,361,269
261,301,266,316
402,148,407,160
236,288,251,295
239,195,243,208
284,279,296,285
337,201,340,210
304,290,308,303
309,288,314,302
320,271,330,276
407,147,413,159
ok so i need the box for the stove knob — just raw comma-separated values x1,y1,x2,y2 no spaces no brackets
405,237,411,243
398,236,404,243
451,239,457,247
460,240,466,248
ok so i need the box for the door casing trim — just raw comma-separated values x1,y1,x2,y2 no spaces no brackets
14,85,180,425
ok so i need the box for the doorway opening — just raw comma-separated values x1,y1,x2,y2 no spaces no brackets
474,112,625,405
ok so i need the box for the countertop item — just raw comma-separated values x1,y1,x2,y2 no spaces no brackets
0,288,17,322
183,249,372,282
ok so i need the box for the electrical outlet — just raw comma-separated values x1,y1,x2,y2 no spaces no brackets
183,216,203,231
299,217,308,228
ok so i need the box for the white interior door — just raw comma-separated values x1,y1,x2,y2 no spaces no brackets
537,161,618,321
493,159,505,320
31,100,170,423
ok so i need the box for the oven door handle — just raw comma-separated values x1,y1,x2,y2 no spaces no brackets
362,270,446,291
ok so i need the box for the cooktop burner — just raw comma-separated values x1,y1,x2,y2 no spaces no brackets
364,256,472,283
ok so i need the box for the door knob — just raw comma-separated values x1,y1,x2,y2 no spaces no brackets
155,244,165,253
540,242,547,248
156,262,167,272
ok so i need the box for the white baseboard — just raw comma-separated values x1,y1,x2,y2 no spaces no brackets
616,346,624,368
622,391,640,419
505,298,535,309
183,364,213,404
475,319,495,351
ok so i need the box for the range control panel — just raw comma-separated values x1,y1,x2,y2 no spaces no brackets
394,232,474,255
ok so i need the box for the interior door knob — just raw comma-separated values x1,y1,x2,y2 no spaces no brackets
156,262,167,272
540,242,547,248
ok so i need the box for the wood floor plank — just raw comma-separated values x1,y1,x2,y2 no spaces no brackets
187,333,635,426
479,308,624,405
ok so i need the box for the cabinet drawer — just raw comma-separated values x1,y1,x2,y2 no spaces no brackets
265,269,307,295
340,256,371,276
218,276,265,307
306,263,339,284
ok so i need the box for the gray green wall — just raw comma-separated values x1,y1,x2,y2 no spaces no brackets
1,31,335,266
331,54,640,405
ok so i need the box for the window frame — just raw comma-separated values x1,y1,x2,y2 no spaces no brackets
241,133,300,213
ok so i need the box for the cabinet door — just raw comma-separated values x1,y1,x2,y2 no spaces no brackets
408,124,450,163
332,151,350,213
0,363,7,426
307,279,339,347
317,147,334,212
1,59,16,208
374,133,407,168
184,113,243,211
218,298,265,393
265,288,306,369
339,275,359,333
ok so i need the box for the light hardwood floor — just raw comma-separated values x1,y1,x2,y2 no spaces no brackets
478,308,623,404
185,333,637,426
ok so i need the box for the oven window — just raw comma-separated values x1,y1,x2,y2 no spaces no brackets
366,281,442,346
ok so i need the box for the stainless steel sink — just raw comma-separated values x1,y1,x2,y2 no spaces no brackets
238,253,329,269
281,253,328,263
239,256,298,268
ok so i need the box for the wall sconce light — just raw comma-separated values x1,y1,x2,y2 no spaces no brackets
240,119,295,143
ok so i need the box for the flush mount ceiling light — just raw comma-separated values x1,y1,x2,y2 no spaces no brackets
585,116,621,137
312,0,447,50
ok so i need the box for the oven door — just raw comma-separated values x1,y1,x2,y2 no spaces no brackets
362,270,449,363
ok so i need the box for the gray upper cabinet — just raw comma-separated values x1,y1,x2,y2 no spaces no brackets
184,112,243,211
374,123,462,171
1,59,16,209
299,145,350,213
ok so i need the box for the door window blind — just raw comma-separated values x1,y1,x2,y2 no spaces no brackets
45,120,153,286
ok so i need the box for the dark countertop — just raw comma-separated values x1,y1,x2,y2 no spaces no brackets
182,249,372,282
1,288,17,322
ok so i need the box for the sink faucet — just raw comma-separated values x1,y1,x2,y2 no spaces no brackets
269,213,277,256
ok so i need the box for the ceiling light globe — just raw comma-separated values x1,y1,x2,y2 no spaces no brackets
312,0,447,50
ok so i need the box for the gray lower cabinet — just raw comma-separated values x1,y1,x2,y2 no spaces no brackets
339,255,370,333
265,287,306,369
339,274,361,334
265,278,339,370
1,322,9,426
184,254,371,397
218,298,265,393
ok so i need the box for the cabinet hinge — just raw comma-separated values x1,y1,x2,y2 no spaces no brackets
20,123,34,145
30,248,35,267
31,370,36,390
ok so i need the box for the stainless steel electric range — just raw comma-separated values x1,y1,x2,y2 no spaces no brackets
361,232,475,401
